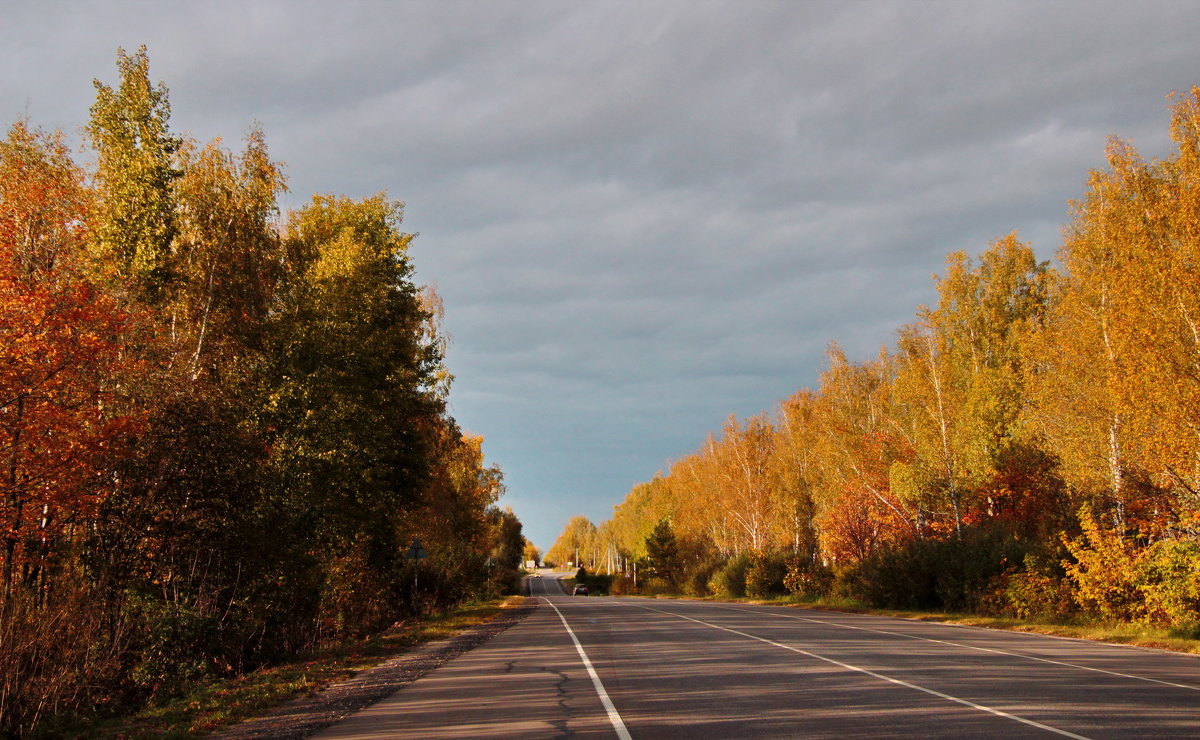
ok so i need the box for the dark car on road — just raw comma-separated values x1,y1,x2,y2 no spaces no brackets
572,584,589,595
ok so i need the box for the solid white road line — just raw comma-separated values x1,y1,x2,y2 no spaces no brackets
715,603,1200,693
541,579,633,740
637,604,1093,740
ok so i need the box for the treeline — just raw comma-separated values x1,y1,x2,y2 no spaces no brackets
0,48,523,735
552,89,1200,629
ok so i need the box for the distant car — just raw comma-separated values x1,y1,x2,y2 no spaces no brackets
573,584,589,596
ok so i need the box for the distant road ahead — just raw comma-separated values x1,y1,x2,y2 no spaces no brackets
315,573,1200,738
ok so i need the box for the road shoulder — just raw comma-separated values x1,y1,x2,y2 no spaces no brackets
212,601,538,740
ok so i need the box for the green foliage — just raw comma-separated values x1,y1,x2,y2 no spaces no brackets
88,45,181,299
266,194,440,554
783,557,834,597
480,508,525,598
1,48,518,735
843,525,1033,611
707,555,751,598
125,595,221,703
681,555,725,597
1141,539,1200,628
745,551,789,598
980,555,1075,621
644,519,681,585
577,572,613,595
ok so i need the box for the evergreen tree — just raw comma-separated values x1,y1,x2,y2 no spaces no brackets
645,519,681,585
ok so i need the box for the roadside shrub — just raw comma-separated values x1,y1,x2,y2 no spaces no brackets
745,551,789,598
571,570,613,595
640,576,676,595
784,557,834,598
125,595,223,704
707,554,750,598
0,581,127,736
609,575,637,595
979,554,1075,620
1060,507,1200,628
846,541,938,609
935,528,1032,611
1140,539,1200,629
318,540,395,639
681,556,723,597
1062,506,1147,622
585,573,613,595
846,524,1032,611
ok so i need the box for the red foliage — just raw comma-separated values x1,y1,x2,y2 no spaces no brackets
0,123,141,596
819,485,912,563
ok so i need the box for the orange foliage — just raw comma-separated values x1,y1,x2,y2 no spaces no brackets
818,486,911,563
0,123,140,597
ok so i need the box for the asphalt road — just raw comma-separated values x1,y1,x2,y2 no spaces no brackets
313,573,1200,738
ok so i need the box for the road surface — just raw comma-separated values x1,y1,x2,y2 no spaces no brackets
313,573,1200,738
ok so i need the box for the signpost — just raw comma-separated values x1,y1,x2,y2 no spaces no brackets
407,539,428,613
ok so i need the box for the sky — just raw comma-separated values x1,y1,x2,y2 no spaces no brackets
4,1,1200,549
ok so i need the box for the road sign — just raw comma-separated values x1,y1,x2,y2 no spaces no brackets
407,539,428,561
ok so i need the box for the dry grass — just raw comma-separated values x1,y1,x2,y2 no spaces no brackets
551,582,1200,655
778,596,1200,655
625,590,1200,655
63,596,526,739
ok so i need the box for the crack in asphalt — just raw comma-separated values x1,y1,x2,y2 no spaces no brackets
546,666,576,738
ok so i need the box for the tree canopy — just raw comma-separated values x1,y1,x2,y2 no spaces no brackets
0,48,521,735
556,89,1200,626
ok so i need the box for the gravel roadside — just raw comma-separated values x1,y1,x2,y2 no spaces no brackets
212,600,539,740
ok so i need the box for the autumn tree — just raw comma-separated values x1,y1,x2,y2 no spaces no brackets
0,122,136,604
808,346,914,560
892,236,1052,537
0,121,148,732
170,128,286,380
573,87,1200,624
1,48,523,733
703,415,779,553
485,507,525,594
609,476,676,563
547,516,596,568
405,429,509,605
88,46,180,300
772,393,819,559
523,539,542,567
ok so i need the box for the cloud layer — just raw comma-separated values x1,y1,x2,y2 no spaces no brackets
5,1,1199,546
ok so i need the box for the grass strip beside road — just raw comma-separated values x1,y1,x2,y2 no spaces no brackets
627,591,1200,655
787,598,1200,655
75,596,526,739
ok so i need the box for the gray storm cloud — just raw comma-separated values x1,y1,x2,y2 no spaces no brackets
3,0,1198,546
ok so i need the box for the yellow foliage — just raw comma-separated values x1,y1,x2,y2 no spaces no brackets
1062,506,1146,621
